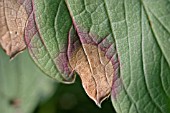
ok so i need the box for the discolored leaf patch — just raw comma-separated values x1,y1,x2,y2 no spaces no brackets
0,0,28,58
68,28,119,106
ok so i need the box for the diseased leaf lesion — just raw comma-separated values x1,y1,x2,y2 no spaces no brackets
0,0,28,58
68,27,119,106
69,44,113,106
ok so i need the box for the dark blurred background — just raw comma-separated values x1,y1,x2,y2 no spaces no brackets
34,77,115,113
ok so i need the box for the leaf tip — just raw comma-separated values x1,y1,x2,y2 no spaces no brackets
96,102,101,108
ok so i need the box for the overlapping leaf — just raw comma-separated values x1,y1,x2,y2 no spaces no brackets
25,0,118,106
24,0,76,83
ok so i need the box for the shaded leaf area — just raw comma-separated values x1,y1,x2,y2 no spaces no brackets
0,0,28,58
34,77,116,113
66,0,170,113
0,48,56,113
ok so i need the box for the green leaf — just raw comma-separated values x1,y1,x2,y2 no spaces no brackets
0,49,56,113
66,0,170,112
25,0,76,83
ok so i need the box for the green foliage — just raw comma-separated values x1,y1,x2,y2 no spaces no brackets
1,0,170,113
25,0,75,83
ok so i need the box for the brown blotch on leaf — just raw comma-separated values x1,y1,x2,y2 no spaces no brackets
69,44,115,106
0,0,28,58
